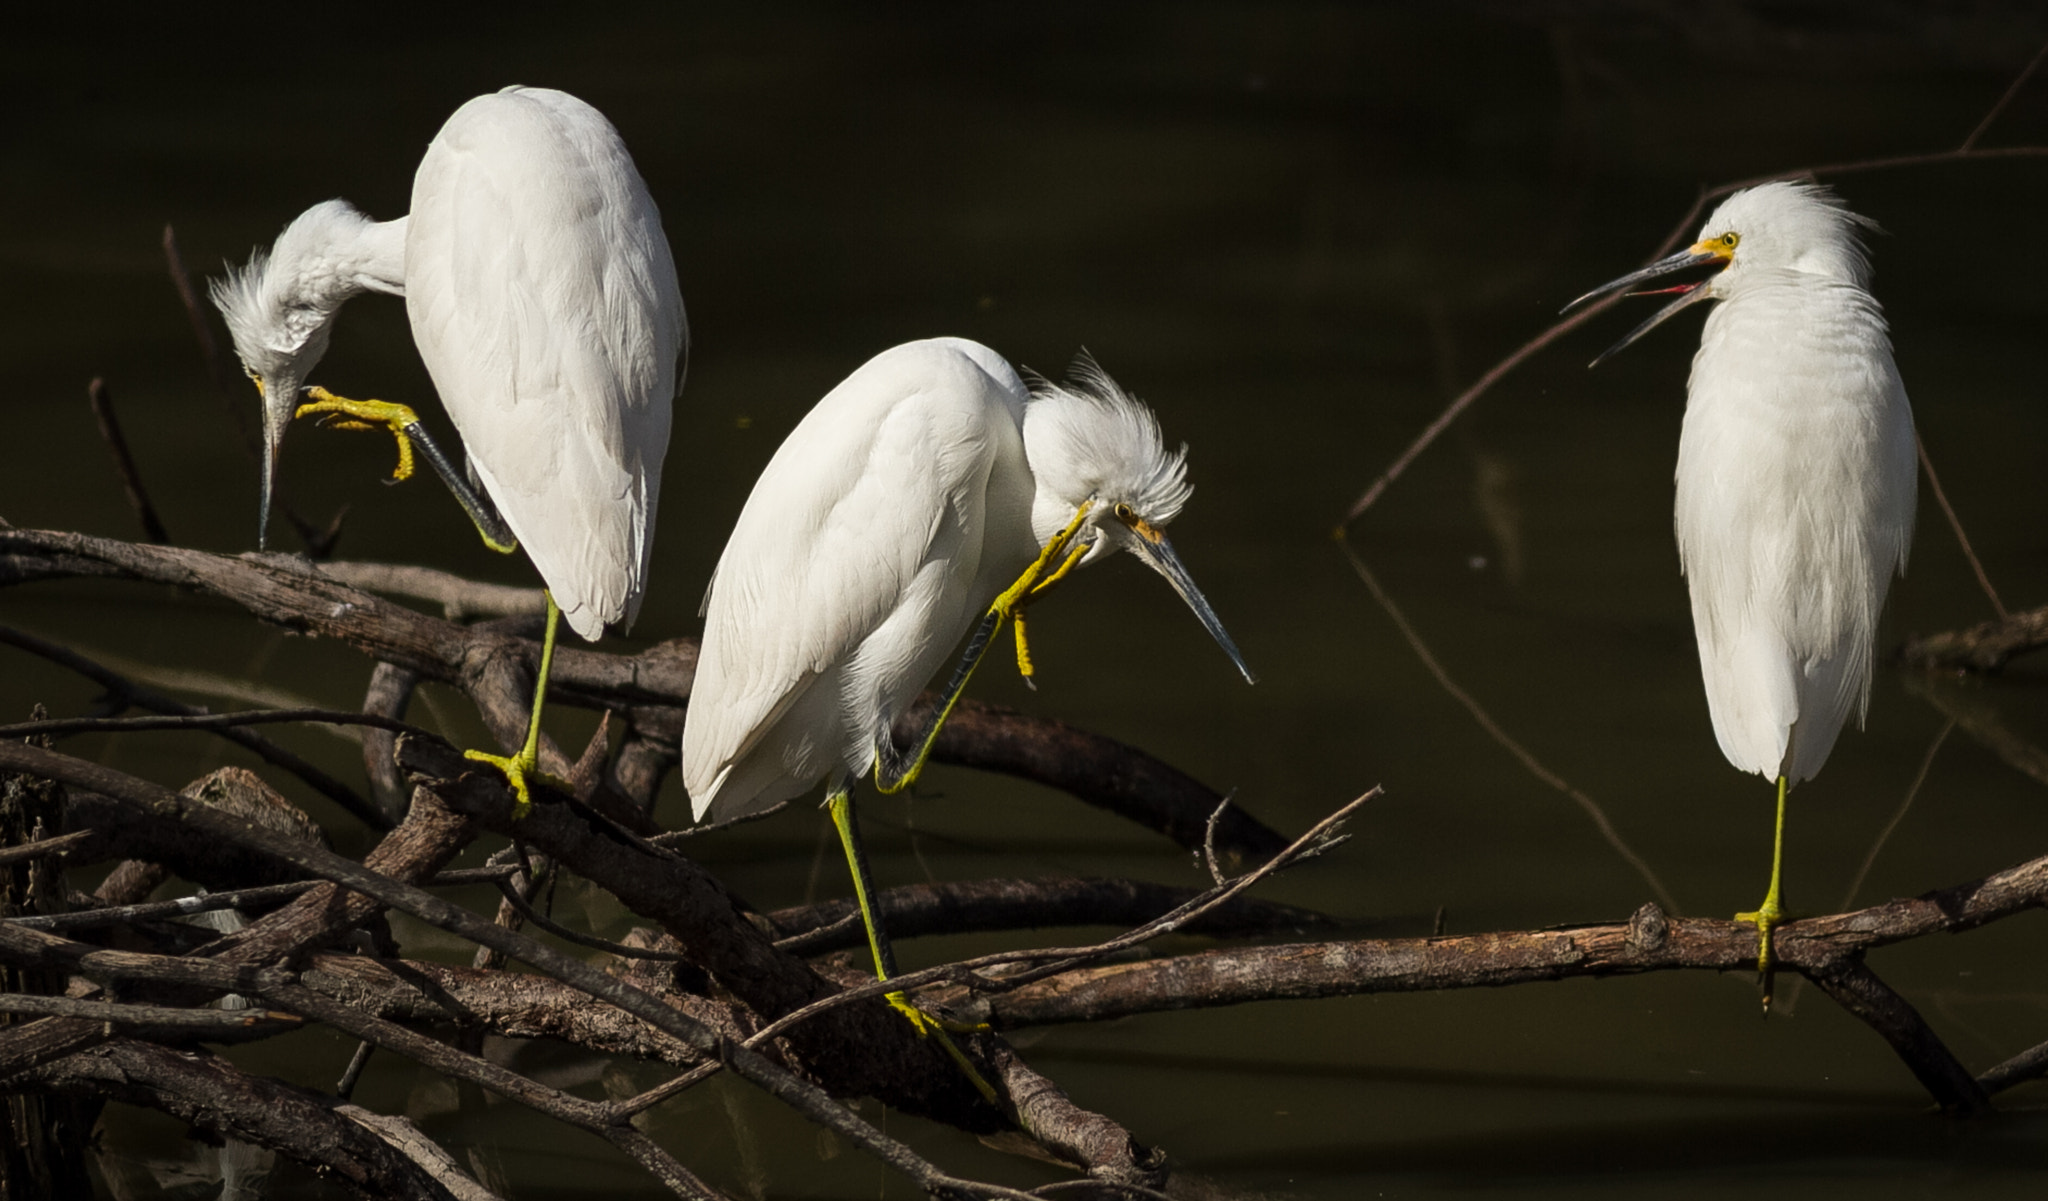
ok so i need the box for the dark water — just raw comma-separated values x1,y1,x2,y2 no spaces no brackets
7,4,2048,1197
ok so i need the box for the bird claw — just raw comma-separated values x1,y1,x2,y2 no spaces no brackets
1734,899,1785,1012
886,990,943,1037
296,387,421,482
885,991,989,1036
885,992,998,1103
464,748,546,820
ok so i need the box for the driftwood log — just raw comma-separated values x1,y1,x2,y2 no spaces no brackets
0,528,2044,1199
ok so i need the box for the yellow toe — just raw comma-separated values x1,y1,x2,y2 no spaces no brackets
465,748,537,819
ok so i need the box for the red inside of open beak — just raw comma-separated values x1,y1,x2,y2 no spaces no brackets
1628,281,1704,297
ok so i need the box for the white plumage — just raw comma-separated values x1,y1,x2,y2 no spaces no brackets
684,337,1036,820
1676,187,1916,783
212,85,687,642
1571,181,1919,991
683,336,1249,823
1679,185,1917,786
1574,181,1916,789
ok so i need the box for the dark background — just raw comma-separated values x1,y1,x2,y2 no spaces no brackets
5,3,2048,1196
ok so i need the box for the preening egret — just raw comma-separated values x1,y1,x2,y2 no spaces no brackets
682,336,1250,1048
212,86,686,809
1568,181,1916,1000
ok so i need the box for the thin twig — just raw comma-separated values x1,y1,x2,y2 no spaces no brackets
0,624,384,827
1841,721,1954,913
2,866,521,933
490,876,690,961
675,788,1381,1092
1031,1181,1177,1201
650,799,793,843
162,223,246,435
0,707,427,742
1200,792,1233,887
0,829,93,868
85,378,170,544
1337,539,1680,913
1960,39,2048,152
335,1039,376,1100
1917,435,2006,619
767,875,1335,958
1340,88,2048,530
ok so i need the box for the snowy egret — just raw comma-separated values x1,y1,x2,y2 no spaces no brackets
683,337,1250,1044
1567,181,1916,1000
212,86,686,810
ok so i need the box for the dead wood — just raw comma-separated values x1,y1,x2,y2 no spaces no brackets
1901,603,2048,673
768,876,1336,957
392,733,1007,1128
296,952,740,1066
8,517,2047,1194
15,1038,463,1201
0,528,1285,857
0,622,385,826
933,852,2048,1114
0,739,1016,1198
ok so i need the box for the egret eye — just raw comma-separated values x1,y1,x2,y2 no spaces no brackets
1720,232,1740,249
1113,502,1136,524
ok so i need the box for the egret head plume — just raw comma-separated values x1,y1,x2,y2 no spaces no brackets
1021,349,1190,558
211,200,385,547
1696,181,1877,291
1021,352,1253,683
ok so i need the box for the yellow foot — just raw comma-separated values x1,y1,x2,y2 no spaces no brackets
885,991,998,1103
1734,897,1785,1012
886,991,990,1036
886,990,944,1037
296,387,422,481
463,749,568,820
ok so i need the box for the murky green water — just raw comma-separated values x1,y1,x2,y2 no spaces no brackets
6,4,2048,1197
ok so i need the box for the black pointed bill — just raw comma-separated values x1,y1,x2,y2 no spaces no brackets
255,375,300,551
1126,533,1256,685
1563,244,1732,368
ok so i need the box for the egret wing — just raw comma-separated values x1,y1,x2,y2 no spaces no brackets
683,342,1030,817
406,86,686,640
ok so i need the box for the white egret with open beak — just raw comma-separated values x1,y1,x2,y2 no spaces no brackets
1566,181,1916,1006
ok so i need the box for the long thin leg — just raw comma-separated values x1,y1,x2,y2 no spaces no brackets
826,785,995,1101
464,592,561,818
1735,773,1790,1011
872,501,1096,794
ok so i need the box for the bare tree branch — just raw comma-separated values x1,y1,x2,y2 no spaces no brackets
84,379,169,545
0,528,1285,857
0,623,382,825
0,737,1014,1198
1900,604,2048,674
16,1037,463,1201
767,876,1336,958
